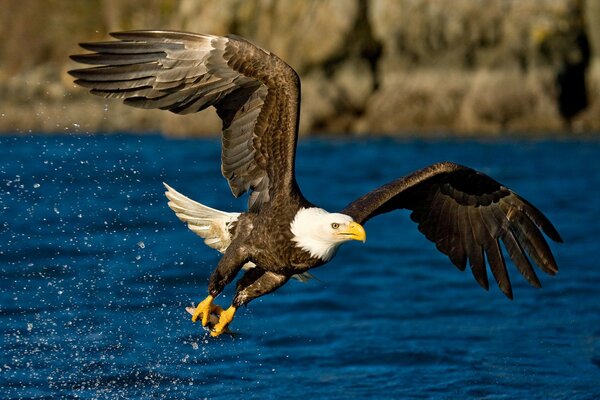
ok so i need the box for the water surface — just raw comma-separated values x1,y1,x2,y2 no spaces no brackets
1,134,599,399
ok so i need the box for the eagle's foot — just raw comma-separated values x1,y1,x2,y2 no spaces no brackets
189,295,224,326
211,306,237,337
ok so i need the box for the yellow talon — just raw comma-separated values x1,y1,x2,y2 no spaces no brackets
190,295,223,326
211,306,237,337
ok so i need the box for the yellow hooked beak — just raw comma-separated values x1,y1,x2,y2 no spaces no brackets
337,221,366,243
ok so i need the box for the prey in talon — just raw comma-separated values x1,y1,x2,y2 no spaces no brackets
189,295,223,326
185,303,232,336
186,295,235,337
70,30,562,337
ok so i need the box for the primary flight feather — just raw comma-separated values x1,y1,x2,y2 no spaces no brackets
70,30,562,336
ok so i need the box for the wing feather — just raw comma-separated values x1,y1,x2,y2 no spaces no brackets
468,207,490,290
485,237,513,299
413,187,443,239
70,30,302,211
444,200,466,271
434,196,452,249
503,228,541,288
463,206,489,290
498,201,559,274
342,162,561,298
505,195,562,242
475,206,513,298
487,203,541,287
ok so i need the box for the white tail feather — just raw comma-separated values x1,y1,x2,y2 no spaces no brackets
164,183,239,253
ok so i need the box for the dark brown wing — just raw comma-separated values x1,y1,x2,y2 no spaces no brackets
341,162,562,299
69,30,301,211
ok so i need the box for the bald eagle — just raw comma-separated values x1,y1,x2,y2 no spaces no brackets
70,31,562,336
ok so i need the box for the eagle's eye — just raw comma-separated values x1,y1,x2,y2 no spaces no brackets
331,223,340,229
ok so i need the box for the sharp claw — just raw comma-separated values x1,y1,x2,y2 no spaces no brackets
211,306,236,337
201,309,210,326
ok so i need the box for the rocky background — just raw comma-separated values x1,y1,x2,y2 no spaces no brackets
1,0,599,137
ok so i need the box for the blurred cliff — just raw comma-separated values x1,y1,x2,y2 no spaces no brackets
0,0,599,136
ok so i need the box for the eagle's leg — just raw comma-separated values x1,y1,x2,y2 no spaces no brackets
193,245,246,332
211,268,289,337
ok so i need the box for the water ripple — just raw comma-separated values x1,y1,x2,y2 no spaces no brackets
1,135,599,399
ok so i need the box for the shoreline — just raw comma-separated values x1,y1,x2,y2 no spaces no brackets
2,0,599,137
2,128,598,142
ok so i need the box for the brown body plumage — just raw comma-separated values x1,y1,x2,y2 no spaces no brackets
70,31,562,336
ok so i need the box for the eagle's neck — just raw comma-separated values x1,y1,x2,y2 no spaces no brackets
290,207,340,261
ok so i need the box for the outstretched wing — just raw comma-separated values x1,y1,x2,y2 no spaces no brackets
69,30,301,211
341,162,562,299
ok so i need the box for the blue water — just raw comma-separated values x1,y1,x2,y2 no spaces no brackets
1,134,599,399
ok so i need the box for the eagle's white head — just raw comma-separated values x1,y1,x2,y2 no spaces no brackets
290,207,366,261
